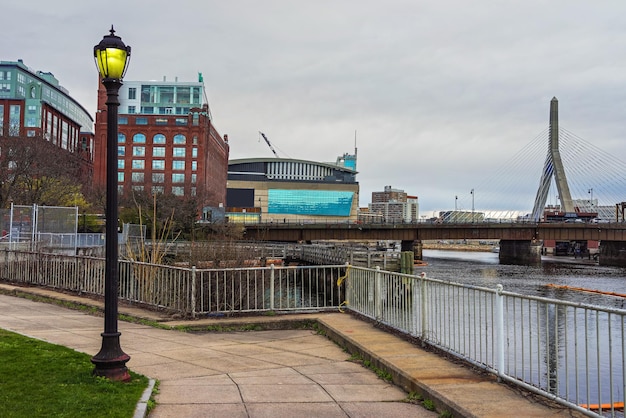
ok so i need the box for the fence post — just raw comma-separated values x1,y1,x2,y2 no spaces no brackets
375,266,382,321
2,248,7,280
191,266,197,319
76,256,82,294
495,284,505,381
270,264,275,310
410,273,419,337
420,272,427,346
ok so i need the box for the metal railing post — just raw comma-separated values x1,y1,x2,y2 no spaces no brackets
2,248,7,280
420,272,427,345
411,274,419,337
270,264,275,310
375,266,382,321
495,284,505,381
191,266,197,319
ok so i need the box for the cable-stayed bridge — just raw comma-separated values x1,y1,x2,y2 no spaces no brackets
441,97,626,223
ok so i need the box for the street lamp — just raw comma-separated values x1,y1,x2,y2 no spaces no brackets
588,188,594,210
91,26,131,381
470,189,475,223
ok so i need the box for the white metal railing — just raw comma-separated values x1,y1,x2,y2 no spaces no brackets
194,264,344,314
0,250,345,317
345,265,625,418
1,249,622,416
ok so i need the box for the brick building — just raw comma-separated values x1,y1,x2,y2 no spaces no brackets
0,59,94,174
94,76,229,219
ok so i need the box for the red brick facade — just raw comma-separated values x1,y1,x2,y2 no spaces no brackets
0,99,94,182
93,80,229,211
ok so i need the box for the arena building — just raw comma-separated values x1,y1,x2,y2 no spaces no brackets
226,151,359,223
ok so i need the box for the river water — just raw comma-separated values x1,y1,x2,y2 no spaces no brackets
418,249,626,310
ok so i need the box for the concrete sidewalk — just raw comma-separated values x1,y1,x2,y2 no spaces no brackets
0,284,584,418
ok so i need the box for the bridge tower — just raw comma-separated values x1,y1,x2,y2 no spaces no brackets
531,97,575,221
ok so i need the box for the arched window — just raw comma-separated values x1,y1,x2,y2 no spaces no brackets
153,133,166,144
173,134,186,144
118,133,126,143
133,133,146,143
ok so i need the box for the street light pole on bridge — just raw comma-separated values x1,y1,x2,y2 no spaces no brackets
471,189,475,223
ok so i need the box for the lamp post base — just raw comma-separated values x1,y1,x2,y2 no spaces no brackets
91,332,131,381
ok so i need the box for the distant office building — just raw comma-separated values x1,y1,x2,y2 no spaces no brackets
226,150,359,223
367,185,419,223
94,75,229,219
0,59,94,163
371,185,407,204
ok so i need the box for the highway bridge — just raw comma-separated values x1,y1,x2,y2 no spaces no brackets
242,221,626,266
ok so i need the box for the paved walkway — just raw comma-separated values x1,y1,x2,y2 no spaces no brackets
0,284,585,418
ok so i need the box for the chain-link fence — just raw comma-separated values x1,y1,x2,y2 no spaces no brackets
0,204,78,252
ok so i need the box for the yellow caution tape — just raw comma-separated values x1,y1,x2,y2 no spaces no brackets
337,265,352,313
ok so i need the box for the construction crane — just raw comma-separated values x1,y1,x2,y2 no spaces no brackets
259,131,279,158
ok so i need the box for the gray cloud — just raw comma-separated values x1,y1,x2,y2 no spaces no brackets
3,0,626,212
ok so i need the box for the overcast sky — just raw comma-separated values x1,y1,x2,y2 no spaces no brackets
4,1,626,214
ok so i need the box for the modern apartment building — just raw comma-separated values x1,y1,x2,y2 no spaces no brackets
94,75,229,219
0,59,94,162
226,150,359,223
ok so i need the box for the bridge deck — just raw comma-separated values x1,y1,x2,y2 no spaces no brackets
243,222,626,242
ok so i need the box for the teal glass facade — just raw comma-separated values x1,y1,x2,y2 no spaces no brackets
343,159,356,170
268,190,354,216
0,61,93,133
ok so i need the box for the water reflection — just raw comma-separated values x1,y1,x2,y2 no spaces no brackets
420,250,626,309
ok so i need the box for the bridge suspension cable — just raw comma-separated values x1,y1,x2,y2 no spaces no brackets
441,128,549,222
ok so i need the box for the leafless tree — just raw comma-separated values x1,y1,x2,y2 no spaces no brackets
0,135,87,208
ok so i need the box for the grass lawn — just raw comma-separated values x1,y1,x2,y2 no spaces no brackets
0,328,150,418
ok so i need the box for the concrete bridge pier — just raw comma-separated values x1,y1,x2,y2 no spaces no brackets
599,241,626,267
499,240,542,265
401,240,423,261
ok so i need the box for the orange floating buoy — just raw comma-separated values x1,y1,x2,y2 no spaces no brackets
546,284,626,299
579,402,624,410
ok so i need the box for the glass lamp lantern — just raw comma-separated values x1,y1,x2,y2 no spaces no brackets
94,26,131,80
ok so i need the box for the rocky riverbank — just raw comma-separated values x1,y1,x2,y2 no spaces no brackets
422,241,496,252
